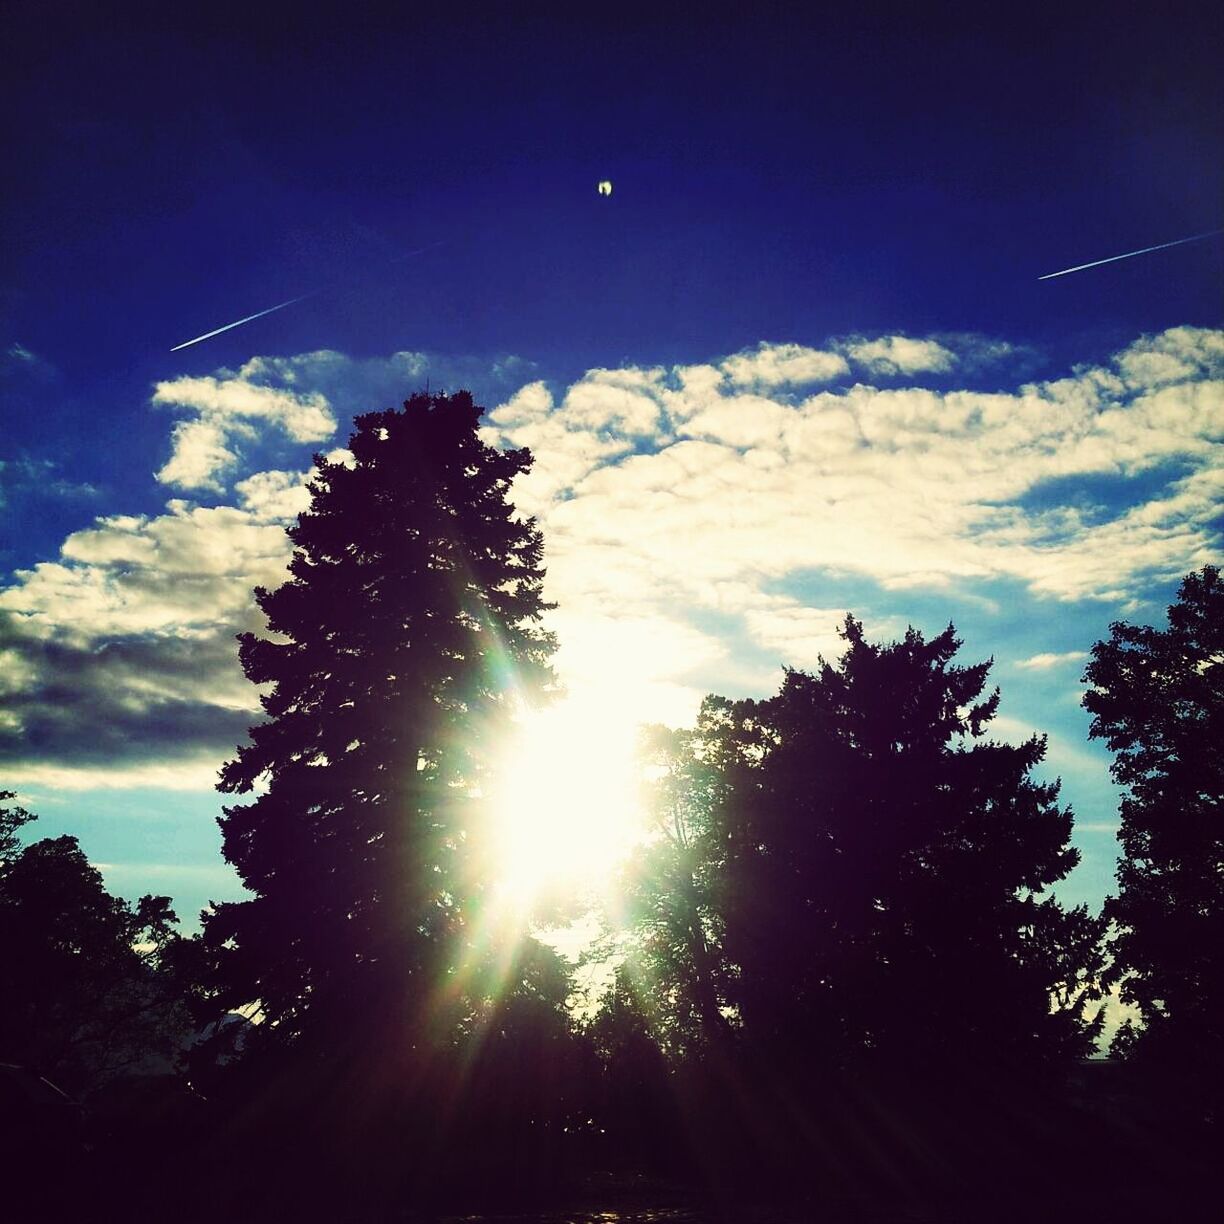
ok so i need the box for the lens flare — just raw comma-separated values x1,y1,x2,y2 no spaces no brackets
488,696,645,908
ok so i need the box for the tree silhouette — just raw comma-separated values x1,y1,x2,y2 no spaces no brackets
1084,566,1223,1084
0,789,34,864
627,618,1103,1079
617,717,738,1055
204,391,555,1056
0,793,188,1095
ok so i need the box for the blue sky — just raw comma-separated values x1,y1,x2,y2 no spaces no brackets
1,4,1221,928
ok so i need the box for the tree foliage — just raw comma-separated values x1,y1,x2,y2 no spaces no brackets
1084,566,1224,1066
624,618,1103,1074
0,792,188,1094
204,392,555,1050
616,719,737,1056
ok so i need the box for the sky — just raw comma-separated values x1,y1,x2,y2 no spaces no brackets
1,3,1222,930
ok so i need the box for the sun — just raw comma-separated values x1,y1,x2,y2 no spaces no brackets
487,695,645,908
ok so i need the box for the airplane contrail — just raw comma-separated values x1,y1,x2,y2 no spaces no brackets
1038,227,1224,281
169,241,446,352
170,294,316,352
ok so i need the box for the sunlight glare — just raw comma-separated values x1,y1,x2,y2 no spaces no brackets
490,695,645,907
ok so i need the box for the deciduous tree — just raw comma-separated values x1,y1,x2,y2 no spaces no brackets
626,618,1103,1076
0,793,188,1094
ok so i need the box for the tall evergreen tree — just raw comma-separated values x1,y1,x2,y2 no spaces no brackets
1084,566,1223,1074
204,392,555,1050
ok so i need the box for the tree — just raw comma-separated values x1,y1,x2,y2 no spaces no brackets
204,391,555,1053
626,618,1103,1077
0,789,34,864
0,793,189,1094
615,716,738,1056
1083,566,1224,1073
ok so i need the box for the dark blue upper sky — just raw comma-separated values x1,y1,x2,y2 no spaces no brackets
4,7,1220,542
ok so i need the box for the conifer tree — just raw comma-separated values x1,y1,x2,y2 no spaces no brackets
1084,566,1223,1075
204,392,554,1049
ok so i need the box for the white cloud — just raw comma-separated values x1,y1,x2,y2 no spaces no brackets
1095,984,1142,1053
1115,325,1224,389
3,347,541,787
2,757,223,792
1014,651,1089,671
5,500,291,641
7,329,1222,788
156,417,239,491
0,494,296,786
548,609,722,729
487,380,553,431
741,599,850,670
234,469,311,520
236,349,359,387
151,343,537,494
152,375,335,442
561,374,663,437
151,374,336,490
480,327,1223,718
721,342,849,387
844,335,955,376
482,379,635,518
992,715,1113,781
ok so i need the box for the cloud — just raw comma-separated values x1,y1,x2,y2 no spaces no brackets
742,600,851,670
7,501,290,639
152,376,336,443
843,335,956,376
0,498,293,785
6,329,1222,789
233,348,533,419
483,379,635,517
1014,651,1089,670
156,417,240,490
936,335,1028,372
1095,984,1142,1052
721,342,849,387
478,326,1223,713
7,759,224,792
550,609,722,727
150,348,538,494
152,375,336,490
234,469,312,520
1,346,539,787
1114,325,1224,389
3,343,58,381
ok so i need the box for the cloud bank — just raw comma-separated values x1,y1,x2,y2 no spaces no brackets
487,324,1222,611
2,328,1221,787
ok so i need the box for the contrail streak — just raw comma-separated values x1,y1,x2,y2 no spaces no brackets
169,241,445,351
1038,228,1223,281
170,294,316,352
389,240,447,264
